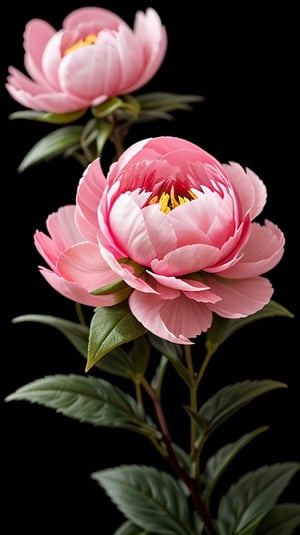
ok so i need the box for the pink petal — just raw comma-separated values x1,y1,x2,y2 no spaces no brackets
220,221,285,278
75,159,107,243
38,267,116,307
23,19,56,86
57,242,118,292
207,276,274,318
223,162,267,220
62,7,123,30
129,291,213,343
151,244,221,276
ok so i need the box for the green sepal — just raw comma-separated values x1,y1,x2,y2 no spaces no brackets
9,108,87,124
90,278,131,297
12,314,89,357
86,302,147,371
216,463,300,535
92,95,140,119
17,125,83,172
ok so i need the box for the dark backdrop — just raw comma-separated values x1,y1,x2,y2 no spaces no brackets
2,1,299,532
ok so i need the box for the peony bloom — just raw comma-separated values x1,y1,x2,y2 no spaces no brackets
6,7,167,114
34,136,285,344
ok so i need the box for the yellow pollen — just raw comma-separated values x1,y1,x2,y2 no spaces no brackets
149,187,197,214
64,34,97,55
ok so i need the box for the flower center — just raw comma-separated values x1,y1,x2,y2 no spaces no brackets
148,184,198,214
64,34,97,55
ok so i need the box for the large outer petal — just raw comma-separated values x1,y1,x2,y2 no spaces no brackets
23,19,56,87
34,206,82,271
62,7,124,30
38,267,116,307
129,291,212,344
75,158,108,243
219,220,285,278
223,162,267,220
207,276,273,318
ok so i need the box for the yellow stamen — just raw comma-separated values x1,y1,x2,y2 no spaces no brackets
64,34,97,55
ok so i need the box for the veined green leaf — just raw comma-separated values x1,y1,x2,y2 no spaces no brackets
17,125,83,172
9,108,87,124
219,300,294,345
12,314,89,357
92,464,194,535
254,503,300,535
216,463,300,535
202,427,269,507
5,374,158,436
86,302,147,371
198,380,287,437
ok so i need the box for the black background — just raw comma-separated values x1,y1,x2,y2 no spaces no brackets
2,1,299,532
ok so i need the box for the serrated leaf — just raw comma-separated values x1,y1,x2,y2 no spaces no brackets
203,427,269,507
254,503,300,535
9,108,87,124
114,520,151,534
12,314,89,358
17,125,83,172
147,334,190,386
86,302,147,371
198,380,287,436
95,336,151,380
216,463,300,535
91,465,194,535
219,300,294,345
5,374,158,435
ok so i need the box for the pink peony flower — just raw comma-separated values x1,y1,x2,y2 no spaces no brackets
34,136,285,344
6,7,167,114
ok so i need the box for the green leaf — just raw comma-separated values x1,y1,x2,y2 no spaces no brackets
202,427,269,507
198,380,287,437
5,374,158,436
216,463,300,535
17,125,83,172
9,108,87,124
91,465,194,535
254,503,300,535
12,314,89,358
137,92,204,112
95,336,151,380
219,300,294,345
147,334,190,386
114,520,152,534
86,302,147,371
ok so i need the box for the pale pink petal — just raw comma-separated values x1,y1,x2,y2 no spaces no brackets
62,7,123,30
220,221,285,278
57,242,118,292
223,162,267,220
129,291,213,343
125,8,167,93
23,19,56,86
147,272,221,303
38,267,116,307
207,276,274,318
